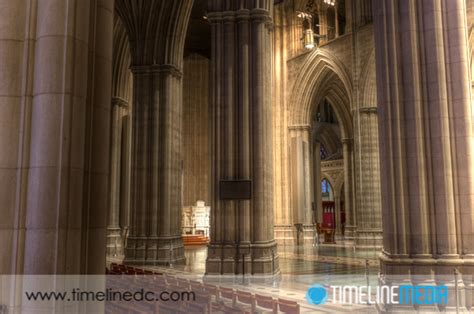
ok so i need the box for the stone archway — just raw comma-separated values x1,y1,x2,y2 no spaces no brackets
289,49,353,134
287,48,355,243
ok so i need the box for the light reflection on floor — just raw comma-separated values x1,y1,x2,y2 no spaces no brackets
142,245,383,313
174,244,380,276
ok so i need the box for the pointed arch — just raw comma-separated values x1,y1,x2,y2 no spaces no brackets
289,49,353,139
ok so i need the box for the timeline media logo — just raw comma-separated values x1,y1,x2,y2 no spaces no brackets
305,284,328,305
306,284,448,306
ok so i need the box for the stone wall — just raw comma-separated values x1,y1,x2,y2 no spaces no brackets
182,54,211,207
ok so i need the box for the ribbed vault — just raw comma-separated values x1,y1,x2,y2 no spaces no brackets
112,17,132,102
115,0,193,67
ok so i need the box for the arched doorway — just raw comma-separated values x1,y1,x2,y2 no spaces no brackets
286,49,355,246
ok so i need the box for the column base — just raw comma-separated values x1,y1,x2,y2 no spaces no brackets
344,224,356,240
379,251,474,312
274,225,294,246
206,241,280,275
124,235,185,266
355,229,383,249
106,227,124,259
274,225,318,246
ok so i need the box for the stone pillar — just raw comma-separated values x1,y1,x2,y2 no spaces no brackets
342,138,356,240
23,0,88,274
107,97,128,259
353,108,383,249
312,141,323,224
116,0,193,266
272,2,292,246
80,0,114,275
0,0,35,274
124,66,185,265
374,0,474,310
111,16,133,245
18,0,114,274
289,127,311,226
334,195,341,236
288,125,313,245
119,113,131,234
206,0,279,275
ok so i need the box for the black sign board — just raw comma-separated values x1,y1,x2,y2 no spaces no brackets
219,180,252,200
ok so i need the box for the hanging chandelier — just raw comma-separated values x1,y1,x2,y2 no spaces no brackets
324,0,336,6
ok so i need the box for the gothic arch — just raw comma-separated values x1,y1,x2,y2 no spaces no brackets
320,176,335,199
289,49,353,139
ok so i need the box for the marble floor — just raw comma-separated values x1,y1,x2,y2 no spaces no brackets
163,244,380,276
136,244,383,313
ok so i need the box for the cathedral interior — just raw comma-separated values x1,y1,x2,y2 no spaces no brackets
1,0,474,312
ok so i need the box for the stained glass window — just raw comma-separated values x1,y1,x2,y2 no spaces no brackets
320,145,328,160
322,178,331,193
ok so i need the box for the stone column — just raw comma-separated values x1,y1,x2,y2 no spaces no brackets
112,16,133,244
374,0,474,309
116,0,193,266
119,113,132,233
312,141,323,224
289,126,311,226
0,0,35,274
353,108,383,249
23,0,89,274
272,2,292,246
19,0,114,274
119,113,131,233
288,125,313,245
80,0,114,274
206,0,279,275
124,66,185,265
342,138,356,240
107,97,128,259
334,195,341,236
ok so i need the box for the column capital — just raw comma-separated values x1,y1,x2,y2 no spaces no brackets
207,12,224,23
129,64,182,78
111,97,129,108
288,124,311,131
236,9,250,22
250,8,272,23
221,11,236,23
341,137,353,145
359,106,378,114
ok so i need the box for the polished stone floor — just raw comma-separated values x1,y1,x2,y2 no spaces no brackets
167,244,380,276
138,244,382,313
